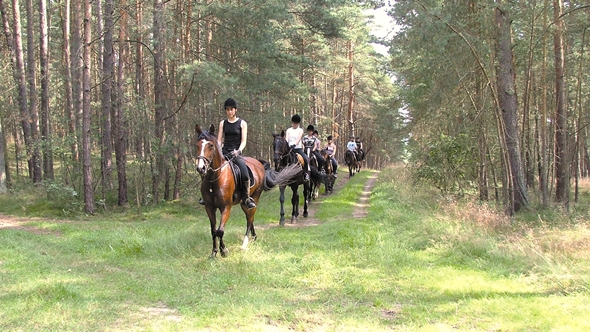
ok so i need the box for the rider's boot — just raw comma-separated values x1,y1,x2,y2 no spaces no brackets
242,179,257,209
199,198,205,205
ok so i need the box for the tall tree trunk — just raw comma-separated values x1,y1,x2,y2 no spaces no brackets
100,0,113,194
134,0,146,158
152,0,165,204
5,0,35,185
0,117,7,193
39,0,53,179
553,0,568,206
539,0,550,206
59,0,77,166
72,0,83,164
115,0,128,206
494,6,529,214
347,40,355,136
26,0,42,183
82,0,95,214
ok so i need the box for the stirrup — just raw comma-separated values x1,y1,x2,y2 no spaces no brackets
244,197,257,209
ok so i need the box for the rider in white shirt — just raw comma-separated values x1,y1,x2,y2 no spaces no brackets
347,136,358,161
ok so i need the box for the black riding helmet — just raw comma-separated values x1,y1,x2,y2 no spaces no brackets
224,98,237,109
291,114,301,124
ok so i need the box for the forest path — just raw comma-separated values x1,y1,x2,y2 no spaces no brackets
262,170,380,229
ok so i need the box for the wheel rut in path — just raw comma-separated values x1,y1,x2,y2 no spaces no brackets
264,171,380,228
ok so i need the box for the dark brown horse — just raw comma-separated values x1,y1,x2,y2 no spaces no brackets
321,148,336,194
271,131,322,226
195,124,299,258
344,150,360,177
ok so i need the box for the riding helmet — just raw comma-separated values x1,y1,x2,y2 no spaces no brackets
307,124,314,131
291,114,301,124
224,98,238,109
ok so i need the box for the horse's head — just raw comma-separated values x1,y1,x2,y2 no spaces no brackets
195,124,218,174
271,130,288,167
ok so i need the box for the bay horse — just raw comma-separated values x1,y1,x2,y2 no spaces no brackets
195,124,300,258
272,131,322,226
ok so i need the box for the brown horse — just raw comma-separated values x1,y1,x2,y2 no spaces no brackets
195,124,299,258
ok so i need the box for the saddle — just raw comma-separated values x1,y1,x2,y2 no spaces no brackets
227,157,255,193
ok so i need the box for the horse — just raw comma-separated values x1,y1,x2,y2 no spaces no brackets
304,146,322,200
195,124,300,258
321,148,336,194
271,131,322,226
344,150,360,177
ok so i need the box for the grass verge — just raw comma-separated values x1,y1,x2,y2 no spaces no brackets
1,167,590,331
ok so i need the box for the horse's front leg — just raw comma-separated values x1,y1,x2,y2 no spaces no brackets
205,206,218,258
217,206,232,257
303,182,310,218
291,185,299,223
279,186,286,226
241,204,257,250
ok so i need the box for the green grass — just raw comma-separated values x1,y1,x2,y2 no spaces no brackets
1,167,590,331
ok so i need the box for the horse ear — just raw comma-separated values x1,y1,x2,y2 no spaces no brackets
209,124,215,135
281,130,285,138
195,124,202,136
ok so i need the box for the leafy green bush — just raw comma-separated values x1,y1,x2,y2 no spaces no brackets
409,133,477,196
44,180,82,215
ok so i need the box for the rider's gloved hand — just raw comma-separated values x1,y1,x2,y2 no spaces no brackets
289,145,295,149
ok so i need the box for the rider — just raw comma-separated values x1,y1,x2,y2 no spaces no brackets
302,125,325,173
312,130,326,172
347,136,358,162
217,98,257,209
324,135,338,177
286,114,310,181
355,136,364,161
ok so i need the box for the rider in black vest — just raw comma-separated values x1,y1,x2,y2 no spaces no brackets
218,98,256,209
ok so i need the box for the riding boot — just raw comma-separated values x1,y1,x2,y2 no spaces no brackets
199,198,205,205
242,179,257,209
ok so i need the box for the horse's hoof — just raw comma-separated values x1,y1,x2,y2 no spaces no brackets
221,248,229,257
279,219,285,226
303,212,308,218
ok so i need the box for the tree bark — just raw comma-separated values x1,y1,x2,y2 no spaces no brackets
494,6,529,214
82,0,95,214
26,0,42,183
6,0,36,185
59,0,77,166
100,0,113,194
115,0,128,206
553,0,568,206
39,0,53,179
72,0,83,164
347,40,355,136
152,0,166,204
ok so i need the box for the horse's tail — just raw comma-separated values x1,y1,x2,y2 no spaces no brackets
263,163,302,191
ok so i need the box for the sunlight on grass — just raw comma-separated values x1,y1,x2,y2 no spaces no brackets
2,166,590,330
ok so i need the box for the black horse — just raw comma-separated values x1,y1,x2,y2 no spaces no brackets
304,146,322,200
321,148,336,194
271,131,322,226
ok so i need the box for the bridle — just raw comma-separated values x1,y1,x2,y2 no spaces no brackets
272,136,290,171
196,137,236,179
